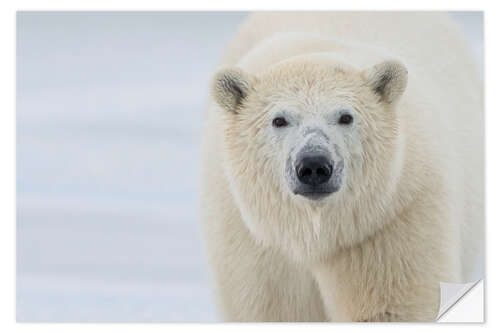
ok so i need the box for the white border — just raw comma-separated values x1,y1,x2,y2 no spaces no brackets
2,0,497,331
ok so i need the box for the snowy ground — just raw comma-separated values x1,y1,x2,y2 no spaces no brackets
16,12,483,322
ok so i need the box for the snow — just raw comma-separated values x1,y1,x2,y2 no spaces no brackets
16,12,482,322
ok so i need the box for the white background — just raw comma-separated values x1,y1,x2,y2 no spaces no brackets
14,11,483,322
16,12,247,322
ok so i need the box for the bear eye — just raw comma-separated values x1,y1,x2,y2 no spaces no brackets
272,117,288,128
338,113,353,125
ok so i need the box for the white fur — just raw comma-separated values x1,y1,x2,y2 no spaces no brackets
200,12,483,322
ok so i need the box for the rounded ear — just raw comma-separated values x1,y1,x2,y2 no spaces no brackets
363,60,408,104
211,67,256,113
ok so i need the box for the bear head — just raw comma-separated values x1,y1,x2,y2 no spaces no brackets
211,54,408,261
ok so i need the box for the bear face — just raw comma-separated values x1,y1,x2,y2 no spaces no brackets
211,56,408,261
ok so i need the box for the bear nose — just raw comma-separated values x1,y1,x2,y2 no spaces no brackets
296,155,333,186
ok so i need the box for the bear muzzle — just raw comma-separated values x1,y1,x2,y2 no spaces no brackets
291,152,343,201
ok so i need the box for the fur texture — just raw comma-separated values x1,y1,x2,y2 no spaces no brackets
200,12,483,322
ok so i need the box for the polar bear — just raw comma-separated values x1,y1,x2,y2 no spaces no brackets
200,12,483,322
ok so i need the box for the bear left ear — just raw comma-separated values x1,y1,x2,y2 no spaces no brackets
211,67,256,114
363,60,408,104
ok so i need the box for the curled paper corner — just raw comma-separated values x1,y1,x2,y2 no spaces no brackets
437,279,484,322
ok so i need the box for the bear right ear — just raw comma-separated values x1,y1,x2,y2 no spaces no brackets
211,67,255,113
363,60,408,104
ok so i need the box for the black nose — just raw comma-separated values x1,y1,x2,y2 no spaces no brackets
296,155,333,186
